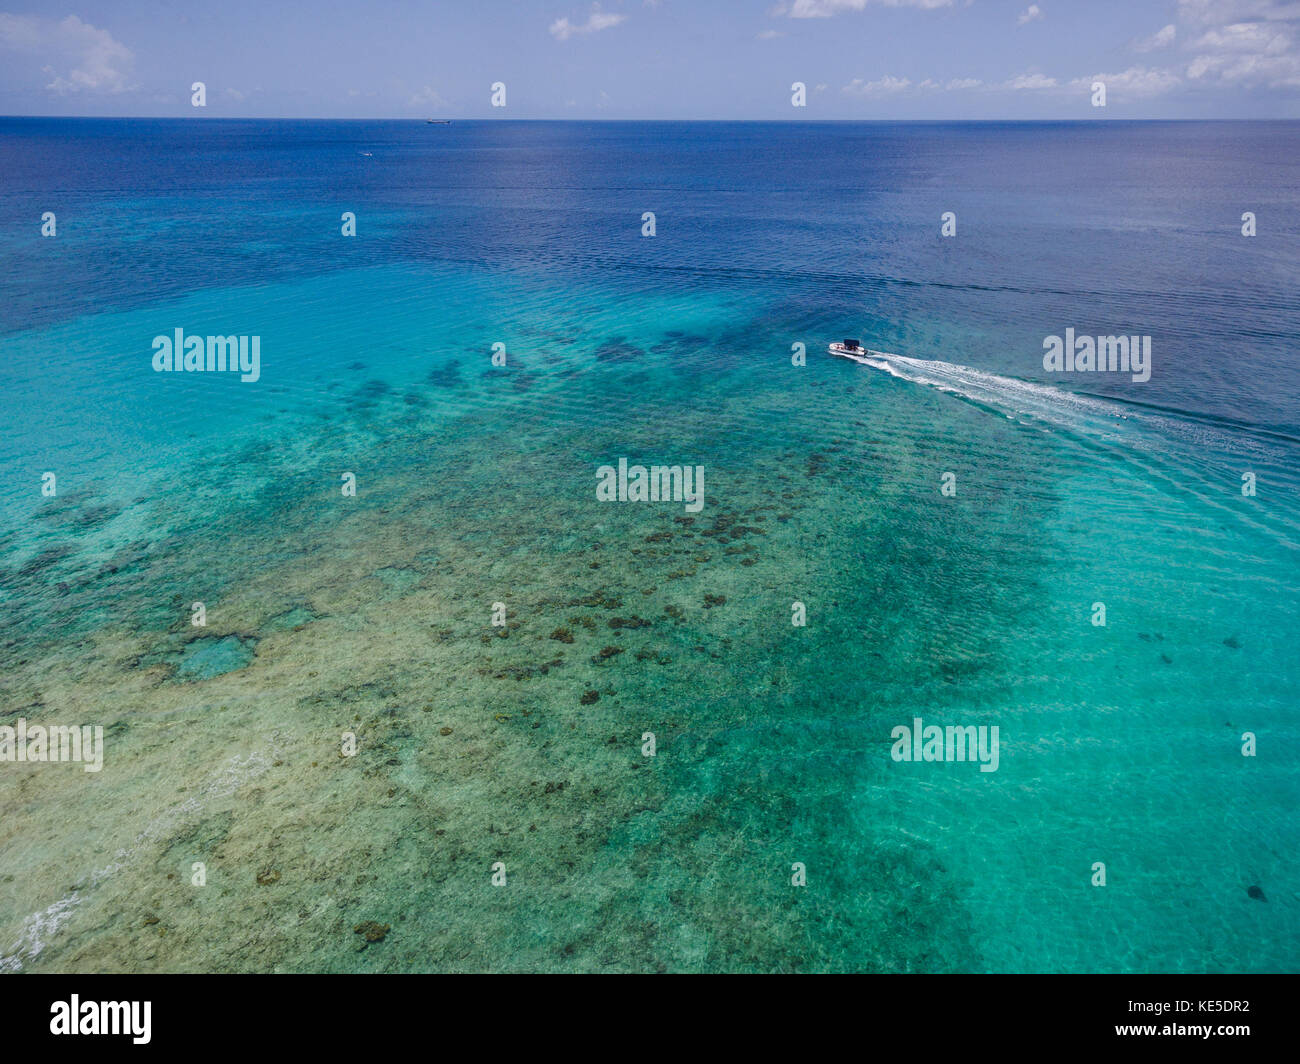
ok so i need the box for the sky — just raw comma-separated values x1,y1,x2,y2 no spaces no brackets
1,0,1299,119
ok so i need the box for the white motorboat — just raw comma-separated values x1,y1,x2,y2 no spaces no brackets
828,338,884,360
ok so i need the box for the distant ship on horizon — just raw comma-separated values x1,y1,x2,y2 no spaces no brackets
426,119,452,124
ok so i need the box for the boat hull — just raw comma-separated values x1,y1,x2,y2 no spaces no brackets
828,343,886,360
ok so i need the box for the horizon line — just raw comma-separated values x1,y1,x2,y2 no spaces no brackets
3,114,1297,123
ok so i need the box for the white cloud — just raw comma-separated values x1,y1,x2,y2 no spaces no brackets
0,13,134,94
842,74,984,95
1070,67,1182,97
757,29,785,39
842,74,912,95
1187,49,1300,85
793,0,1300,103
1005,72,1057,89
410,86,449,107
1134,24,1177,51
550,7,629,40
780,0,955,17
999,1,1300,98
1179,3,1300,88
1192,21,1292,53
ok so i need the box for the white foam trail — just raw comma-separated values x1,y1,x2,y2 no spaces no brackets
843,350,1132,431
840,349,1300,553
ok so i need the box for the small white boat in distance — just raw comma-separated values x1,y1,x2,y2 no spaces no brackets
828,338,884,359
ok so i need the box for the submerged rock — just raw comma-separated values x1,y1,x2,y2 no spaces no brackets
594,337,644,363
427,359,463,388
355,379,390,400
354,920,390,943
16,545,76,578
568,591,623,610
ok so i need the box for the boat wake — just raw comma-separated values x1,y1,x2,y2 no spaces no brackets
836,347,1300,552
840,349,1298,463
840,349,1132,432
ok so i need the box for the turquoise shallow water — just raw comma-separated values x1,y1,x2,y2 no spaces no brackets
0,119,1297,972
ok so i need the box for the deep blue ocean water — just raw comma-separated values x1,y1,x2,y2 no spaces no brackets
0,119,1297,972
